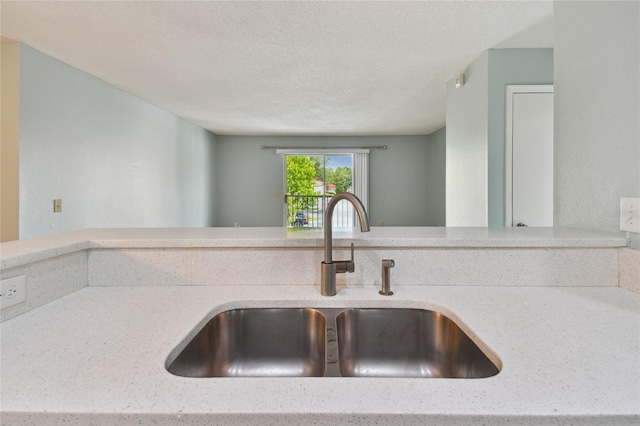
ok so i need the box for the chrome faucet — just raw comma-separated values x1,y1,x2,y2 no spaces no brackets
321,192,370,296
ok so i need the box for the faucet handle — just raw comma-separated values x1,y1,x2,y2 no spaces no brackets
335,260,355,273
347,243,355,272
335,243,356,274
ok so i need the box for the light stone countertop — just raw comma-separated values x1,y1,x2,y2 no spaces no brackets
1,285,638,425
0,227,628,270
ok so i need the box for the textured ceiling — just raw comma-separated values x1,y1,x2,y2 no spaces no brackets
1,1,553,136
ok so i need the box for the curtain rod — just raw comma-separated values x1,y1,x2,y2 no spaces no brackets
261,145,387,150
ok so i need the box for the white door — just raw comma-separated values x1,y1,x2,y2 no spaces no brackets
506,85,554,227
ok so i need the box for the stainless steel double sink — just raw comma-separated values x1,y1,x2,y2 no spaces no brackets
166,307,500,378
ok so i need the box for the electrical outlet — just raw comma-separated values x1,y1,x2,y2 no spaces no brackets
620,198,640,233
1,275,26,309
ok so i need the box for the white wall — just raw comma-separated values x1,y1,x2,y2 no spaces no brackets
426,126,446,226
19,45,217,238
215,135,434,227
446,51,489,226
554,1,640,249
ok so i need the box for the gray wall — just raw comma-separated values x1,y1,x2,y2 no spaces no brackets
17,44,444,235
446,51,489,226
19,45,217,238
445,49,554,227
554,1,640,249
215,135,436,227
426,126,446,226
487,48,553,227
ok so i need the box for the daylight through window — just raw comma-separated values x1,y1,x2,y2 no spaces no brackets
278,150,369,229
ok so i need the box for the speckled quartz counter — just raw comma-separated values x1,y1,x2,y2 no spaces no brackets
1,285,639,425
0,227,628,322
0,227,627,270
0,227,636,424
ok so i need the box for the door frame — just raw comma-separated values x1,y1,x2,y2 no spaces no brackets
505,84,554,227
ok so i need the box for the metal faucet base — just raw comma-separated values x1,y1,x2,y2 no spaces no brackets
320,262,337,296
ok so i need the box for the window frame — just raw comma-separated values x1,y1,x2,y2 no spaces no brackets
277,149,370,227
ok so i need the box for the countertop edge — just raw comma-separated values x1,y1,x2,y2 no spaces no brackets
0,227,628,271
0,411,638,426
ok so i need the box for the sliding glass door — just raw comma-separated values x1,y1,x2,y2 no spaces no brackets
284,154,354,228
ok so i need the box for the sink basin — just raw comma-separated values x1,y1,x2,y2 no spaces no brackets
167,307,499,378
167,308,326,377
336,308,499,378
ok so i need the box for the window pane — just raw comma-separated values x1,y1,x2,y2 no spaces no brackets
284,154,354,228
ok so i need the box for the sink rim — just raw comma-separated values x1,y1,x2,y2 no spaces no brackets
165,302,503,378
335,307,501,378
166,307,327,377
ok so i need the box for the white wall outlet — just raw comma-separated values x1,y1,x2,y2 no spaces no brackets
1,275,27,309
620,197,640,233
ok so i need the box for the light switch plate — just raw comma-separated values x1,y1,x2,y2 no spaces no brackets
620,197,640,233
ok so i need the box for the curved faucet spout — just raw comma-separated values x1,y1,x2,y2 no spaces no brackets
321,192,370,296
324,192,370,263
